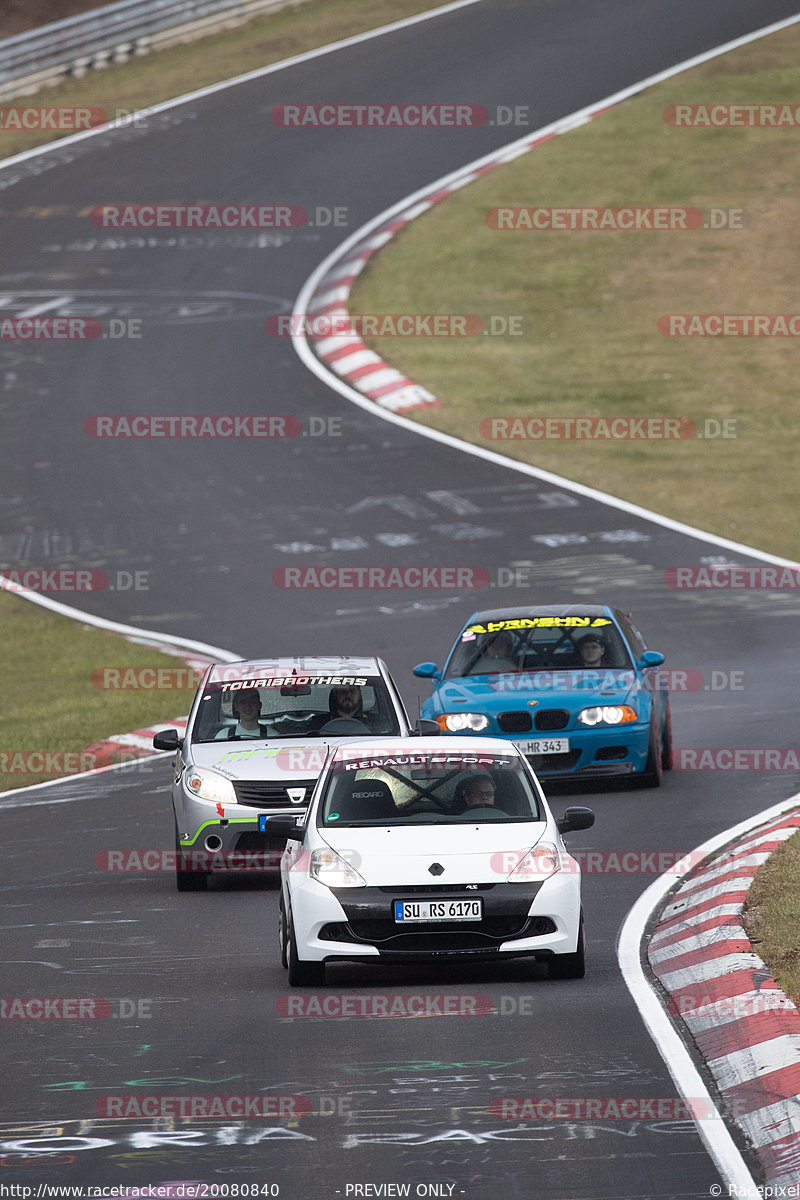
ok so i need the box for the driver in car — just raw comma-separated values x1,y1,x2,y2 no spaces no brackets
311,684,370,732
329,685,366,721
572,633,611,668
463,775,496,807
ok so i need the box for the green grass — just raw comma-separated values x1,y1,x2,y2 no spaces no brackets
743,828,800,1004
350,21,800,559
0,590,200,791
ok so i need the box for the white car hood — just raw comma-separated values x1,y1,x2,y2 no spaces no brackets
190,739,339,782
318,822,549,885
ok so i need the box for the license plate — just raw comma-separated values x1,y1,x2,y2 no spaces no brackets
394,899,482,923
521,738,570,755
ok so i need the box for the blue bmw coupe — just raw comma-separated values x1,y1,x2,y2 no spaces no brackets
413,604,672,787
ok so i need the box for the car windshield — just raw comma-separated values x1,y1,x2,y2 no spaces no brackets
191,673,402,742
445,615,633,677
319,750,543,826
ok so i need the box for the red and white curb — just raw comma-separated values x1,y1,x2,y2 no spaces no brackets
648,808,800,1189
83,716,189,766
304,109,615,414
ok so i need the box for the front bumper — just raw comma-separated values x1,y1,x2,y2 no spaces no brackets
174,793,306,876
431,723,650,777
287,872,581,964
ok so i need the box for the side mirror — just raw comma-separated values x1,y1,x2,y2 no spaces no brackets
411,718,441,737
413,662,441,680
259,815,305,841
556,806,595,834
638,651,665,668
153,729,183,751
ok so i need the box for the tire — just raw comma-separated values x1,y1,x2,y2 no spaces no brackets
278,893,288,970
637,719,663,789
175,820,208,892
661,701,673,771
287,913,325,986
549,917,585,979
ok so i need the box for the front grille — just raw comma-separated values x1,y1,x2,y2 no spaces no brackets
534,709,569,731
498,711,532,733
526,750,582,772
319,915,555,948
232,832,284,852
232,779,314,809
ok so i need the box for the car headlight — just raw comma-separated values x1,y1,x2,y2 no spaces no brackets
185,767,236,806
310,848,366,889
507,841,561,882
435,712,490,732
578,705,637,726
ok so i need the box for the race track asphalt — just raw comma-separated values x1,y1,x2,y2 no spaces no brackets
2,1,800,1195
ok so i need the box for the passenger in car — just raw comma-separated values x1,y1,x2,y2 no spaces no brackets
467,631,519,674
214,688,272,739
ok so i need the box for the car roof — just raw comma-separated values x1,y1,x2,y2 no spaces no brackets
463,603,615,625
206,656,384,679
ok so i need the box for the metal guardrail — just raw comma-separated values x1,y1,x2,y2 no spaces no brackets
0,0,306,101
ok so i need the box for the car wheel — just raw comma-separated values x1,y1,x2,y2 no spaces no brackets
661,701,673,771
549,916,585,980
278,893,288,970
287,913,325,986
638,719,663,788
174,820,208,892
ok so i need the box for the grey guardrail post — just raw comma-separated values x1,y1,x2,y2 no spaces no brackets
0,0,305,103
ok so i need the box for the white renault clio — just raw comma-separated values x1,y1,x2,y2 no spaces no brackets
266,736,594,985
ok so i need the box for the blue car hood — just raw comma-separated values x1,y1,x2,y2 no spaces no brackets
427,669,638,715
